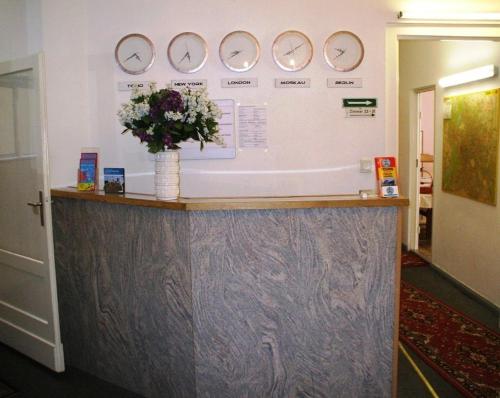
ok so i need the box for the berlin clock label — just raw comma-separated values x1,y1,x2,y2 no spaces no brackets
327,78,362,88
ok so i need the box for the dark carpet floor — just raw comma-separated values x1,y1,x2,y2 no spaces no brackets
0,380,18,398
0,252,497,398
398,254,499,398
0,344,143,398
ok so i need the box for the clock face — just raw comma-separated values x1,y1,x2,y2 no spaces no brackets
324,31,364,72
272,30,313,72
115,34,155,75
219,31,260,72
167,32,208,73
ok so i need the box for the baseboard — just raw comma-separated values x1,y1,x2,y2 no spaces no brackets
427,262,499,314
403,245,498,314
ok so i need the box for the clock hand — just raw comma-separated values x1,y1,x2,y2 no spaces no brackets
333,48,346,60
179,51,190,63
283,40,296,57
124,52,139,62
283,42,304,56
134,53,142,62
228,50,242,59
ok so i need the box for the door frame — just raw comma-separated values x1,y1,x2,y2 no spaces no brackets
409,86,435,251
0,53,64,372
385,23,500,248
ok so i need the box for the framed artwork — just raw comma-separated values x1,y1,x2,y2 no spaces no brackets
442,88,499,206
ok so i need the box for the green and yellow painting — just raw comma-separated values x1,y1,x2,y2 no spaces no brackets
442,89,499,206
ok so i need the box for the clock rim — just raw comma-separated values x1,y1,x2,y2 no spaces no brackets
272,30,313,72
167,32,208,74
219,30,261,72
115,33,156,75
323,30,364,72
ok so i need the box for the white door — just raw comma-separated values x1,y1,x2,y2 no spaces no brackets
0,54,64,372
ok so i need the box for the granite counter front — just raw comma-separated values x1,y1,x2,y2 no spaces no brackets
51,189,408,398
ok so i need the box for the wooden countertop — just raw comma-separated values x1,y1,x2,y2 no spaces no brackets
51,187,409,211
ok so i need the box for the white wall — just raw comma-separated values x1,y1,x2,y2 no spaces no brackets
4,0,497,198
49,0,399,196
399,39,500,306
40,0,90,187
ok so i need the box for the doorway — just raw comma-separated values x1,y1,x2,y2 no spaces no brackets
415,89,435,259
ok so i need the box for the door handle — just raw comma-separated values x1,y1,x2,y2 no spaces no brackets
27,191,45,226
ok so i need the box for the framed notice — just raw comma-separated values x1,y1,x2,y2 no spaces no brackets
179,99,236,160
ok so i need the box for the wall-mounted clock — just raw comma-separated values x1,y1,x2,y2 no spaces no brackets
272,30,313,72
115,33,155,75
167,32,208,73
219,31,260,72
324,31,364,72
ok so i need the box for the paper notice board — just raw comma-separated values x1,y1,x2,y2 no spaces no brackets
238,105,267,149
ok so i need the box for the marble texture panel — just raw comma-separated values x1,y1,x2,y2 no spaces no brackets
189,207,396,398
52,198,195,398
53,198,398,398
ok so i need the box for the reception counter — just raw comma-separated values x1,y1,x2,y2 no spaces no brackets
51,188,408,398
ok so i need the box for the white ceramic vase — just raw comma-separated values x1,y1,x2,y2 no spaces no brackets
154,150,180,200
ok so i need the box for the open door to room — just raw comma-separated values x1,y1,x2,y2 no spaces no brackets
415,89,435,259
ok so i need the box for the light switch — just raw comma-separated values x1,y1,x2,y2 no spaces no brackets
360,158,372,173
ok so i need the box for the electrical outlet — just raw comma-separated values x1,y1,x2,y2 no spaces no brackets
360,158,372,173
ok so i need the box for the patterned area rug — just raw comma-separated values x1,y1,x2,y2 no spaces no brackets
401,249,429,268
400,281,500,397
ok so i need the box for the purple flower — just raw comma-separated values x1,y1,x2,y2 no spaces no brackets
163,133,173,148
134,129,151,143
149,89,184,120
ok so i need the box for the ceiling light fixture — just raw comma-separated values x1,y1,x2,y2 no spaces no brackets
438,65,497,88
397,11,500,23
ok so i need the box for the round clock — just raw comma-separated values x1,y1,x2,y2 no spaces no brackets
272,30,313,72
167,32,208,73
219,31,260,72
115,33,155,75
324,31,364,72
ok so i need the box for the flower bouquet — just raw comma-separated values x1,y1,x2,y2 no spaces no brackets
118,84,223,153
118,84,223,199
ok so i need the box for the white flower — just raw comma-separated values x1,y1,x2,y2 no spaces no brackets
165,111,183,121
131,82,156,100
212,133,225,146
134,102,150,118
117,101,149,127
117,103,135,125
